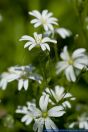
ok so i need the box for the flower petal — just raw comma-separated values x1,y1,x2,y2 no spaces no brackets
45,117,58,130
39,95,49,112
48,24,54,31
29,10,41,19
72,48,86,59
42,43,50,51
62,101,71,108
48,106,65,117
18,79,23,90
42,37,57,43
28,44,36,50
55,85,64,97
60,46,70,60
21,114,33,125
30,19,39,24
24,42,33,48
19,35,35,42
56,61,68,74
0,79,8,90
65,65,76,82
34,22,41,28
42,10,48,17
33,118,44,132
74,62,85,70
40,44,46,51
56,28,72,39
24,80,28,90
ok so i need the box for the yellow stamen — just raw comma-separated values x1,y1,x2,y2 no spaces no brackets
42,112,48,118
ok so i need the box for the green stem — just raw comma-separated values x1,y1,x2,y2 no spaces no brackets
74,0,88,45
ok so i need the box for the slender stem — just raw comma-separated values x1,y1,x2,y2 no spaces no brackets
51,31,58,62
74,0,88,45
54,44,58,62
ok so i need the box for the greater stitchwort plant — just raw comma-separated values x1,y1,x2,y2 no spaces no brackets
0,8,88,132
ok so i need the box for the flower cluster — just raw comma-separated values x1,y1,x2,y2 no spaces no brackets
16,95,66,131
19,10,72,52
16,85,76,131
0,9,88,132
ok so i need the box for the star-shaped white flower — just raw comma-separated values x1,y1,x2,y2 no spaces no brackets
16,95,65,132
69,113,88,129
32,95,65,132
19,32,57,51
43,85,75,108
0,65,42,90
29,10,58,31
56,46,88,82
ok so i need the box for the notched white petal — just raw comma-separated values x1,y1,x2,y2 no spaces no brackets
39,95,49,111
18,79,23,90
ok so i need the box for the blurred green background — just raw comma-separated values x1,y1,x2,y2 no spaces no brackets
0,0,88,131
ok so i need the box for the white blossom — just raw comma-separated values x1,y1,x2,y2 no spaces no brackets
43,85,75,108
29,10,58,31
56,46,88,82
16,95,65,132
69,113,88,129
55,28,72,39
19,32,57,51
43,27,72,39
0,65,42,90
16,101,36,125
32,95,65,132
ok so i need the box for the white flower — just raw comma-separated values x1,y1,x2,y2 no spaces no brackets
29,10,58,31
16,101,36,125
16,95,65,131
43,85,75,108
55,28,72,39
19,32,57,51
0,65,42,90
69,113,88,129
32,95,65,132
43,27,72,40
56,46,88,82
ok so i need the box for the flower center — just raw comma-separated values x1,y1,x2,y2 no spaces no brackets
41,17,47,25
68,59,73,65
35,35,42,45
36,38,42,44
20,71,28,79
42,112,48,118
